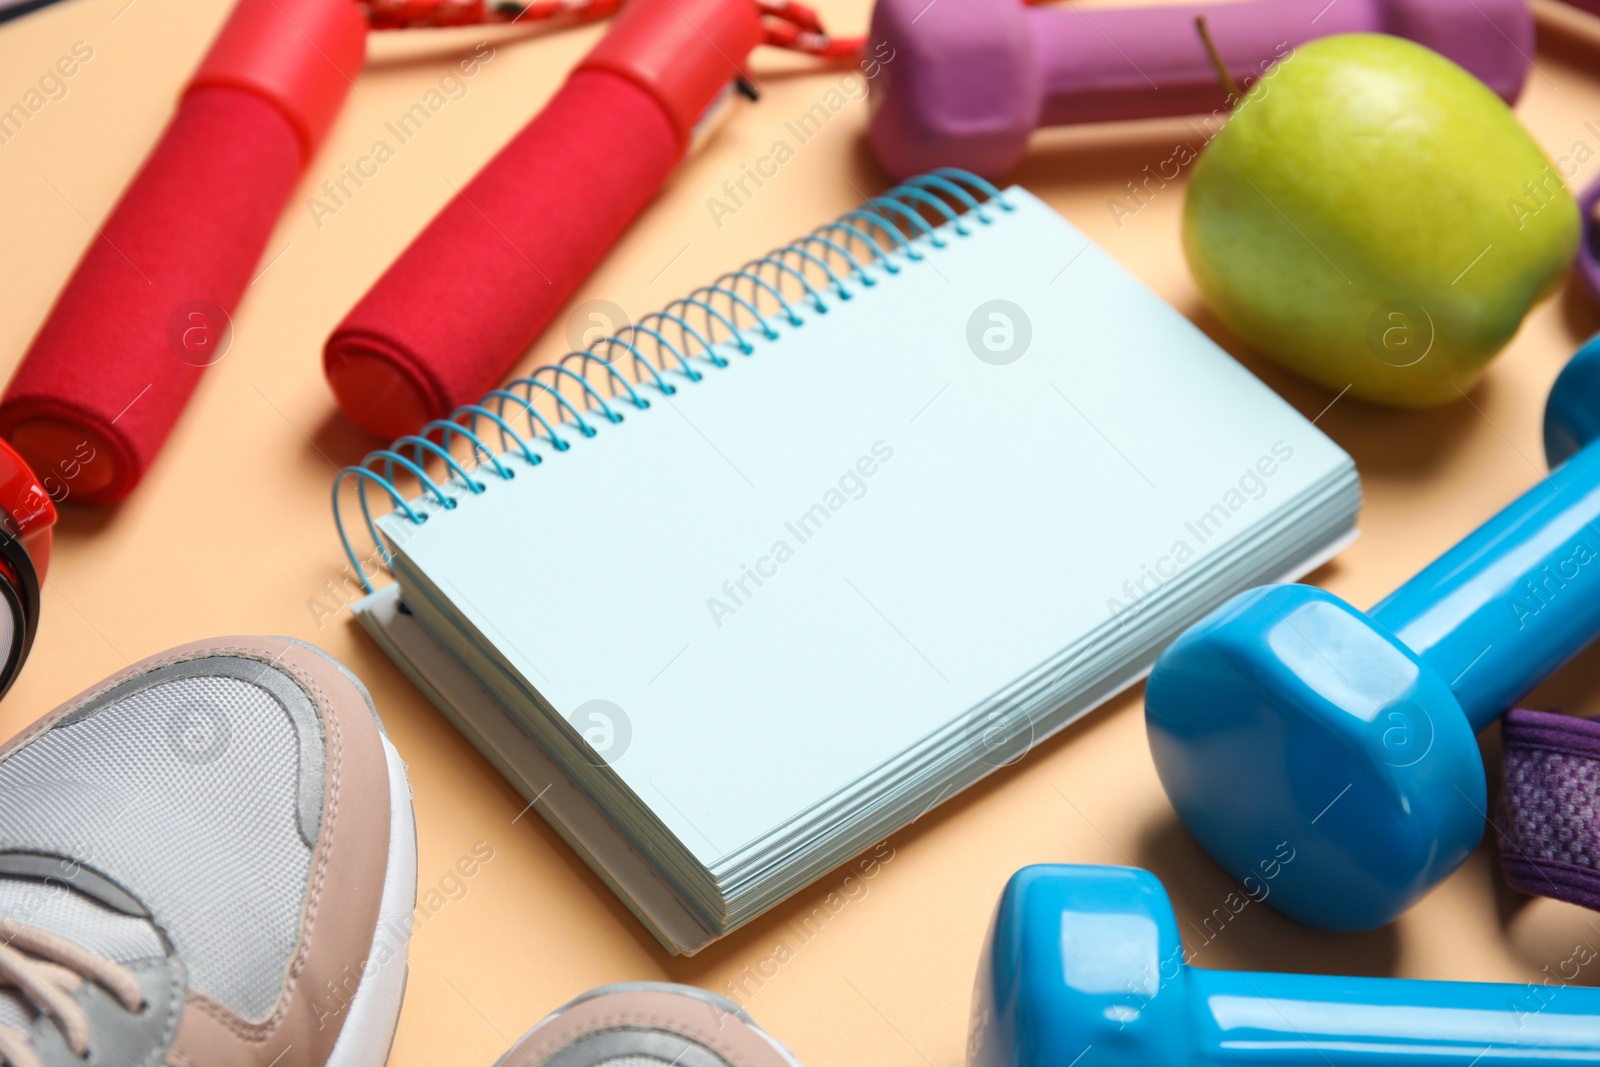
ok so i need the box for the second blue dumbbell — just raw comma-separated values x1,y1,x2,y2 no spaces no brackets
971,865,1600,1067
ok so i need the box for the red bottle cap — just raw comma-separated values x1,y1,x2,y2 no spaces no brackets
0,437,51,699
0,438,54,580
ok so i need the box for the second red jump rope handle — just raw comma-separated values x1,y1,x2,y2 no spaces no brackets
324,0,763,440
0,0,365,505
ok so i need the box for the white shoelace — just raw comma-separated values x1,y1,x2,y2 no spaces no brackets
0,922,143,1067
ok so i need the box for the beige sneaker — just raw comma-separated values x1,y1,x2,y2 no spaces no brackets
495,983,803,1066
0,636,415,1067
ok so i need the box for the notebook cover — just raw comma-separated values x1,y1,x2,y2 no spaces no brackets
366,186,1360,874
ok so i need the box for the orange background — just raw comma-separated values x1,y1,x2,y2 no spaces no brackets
3,0,1600,1063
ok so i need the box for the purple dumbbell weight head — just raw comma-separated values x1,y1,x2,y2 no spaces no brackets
867,0,1533,178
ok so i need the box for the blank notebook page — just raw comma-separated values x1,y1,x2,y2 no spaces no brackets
380,188,1351,866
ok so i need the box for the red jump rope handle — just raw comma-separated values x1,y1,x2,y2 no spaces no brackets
0,0,366,505
324,0,762,440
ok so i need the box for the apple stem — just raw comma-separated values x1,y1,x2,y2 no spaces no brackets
1194,15,1244,108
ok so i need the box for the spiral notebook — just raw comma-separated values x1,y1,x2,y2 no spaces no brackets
336,174,1362,954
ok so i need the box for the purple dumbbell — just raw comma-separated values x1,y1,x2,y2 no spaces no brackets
867,0,1532,178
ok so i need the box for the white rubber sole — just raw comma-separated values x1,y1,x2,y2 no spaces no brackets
324,733,417,1067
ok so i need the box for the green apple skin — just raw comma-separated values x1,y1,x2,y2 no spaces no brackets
1183,34,1577,407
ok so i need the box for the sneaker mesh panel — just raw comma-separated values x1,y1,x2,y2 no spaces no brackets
0,675,313,1022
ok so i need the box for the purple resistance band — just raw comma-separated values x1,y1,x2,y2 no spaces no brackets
1499,708,1600,911
1575,176,1600,308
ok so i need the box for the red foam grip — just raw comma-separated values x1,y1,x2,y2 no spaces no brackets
0,87,304,504
324,68,680,440
0,0,364,505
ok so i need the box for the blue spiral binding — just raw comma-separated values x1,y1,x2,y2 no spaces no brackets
333,169,1012,593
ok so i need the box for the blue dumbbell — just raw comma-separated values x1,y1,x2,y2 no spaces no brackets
970,865,1600,1067
1144,341,1600,930
1545,333,1600,466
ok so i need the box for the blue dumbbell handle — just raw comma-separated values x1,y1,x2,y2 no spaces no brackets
1368,439,1600,732
1190,968,1600,1066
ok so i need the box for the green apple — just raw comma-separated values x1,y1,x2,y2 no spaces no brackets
1183,34,1577,407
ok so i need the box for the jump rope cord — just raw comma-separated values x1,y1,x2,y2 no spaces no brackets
359,0,866,57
